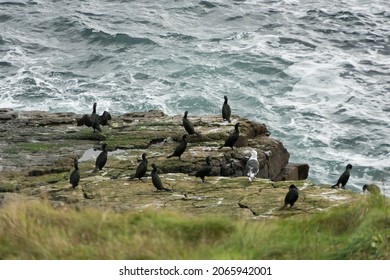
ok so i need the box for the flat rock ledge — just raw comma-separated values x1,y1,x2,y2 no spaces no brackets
0,108,359,219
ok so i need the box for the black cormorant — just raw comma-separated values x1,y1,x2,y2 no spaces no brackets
183,111,200,136
77,102,112,132
245,149,259,182
93,143,108,172
167,134,188,161
130,153,148,182
90,102,102,132
331,164,352,189
69,158,80,188
151,163,172,191
218,122,240,150
195,156,213,183
283,184,299,208
222,95,231,123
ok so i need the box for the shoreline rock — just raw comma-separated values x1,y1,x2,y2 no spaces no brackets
0,108,361,220
0,108,306,181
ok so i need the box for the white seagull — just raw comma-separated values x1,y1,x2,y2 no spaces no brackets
245,149,259,182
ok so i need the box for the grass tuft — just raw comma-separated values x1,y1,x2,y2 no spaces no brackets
0,195,389,259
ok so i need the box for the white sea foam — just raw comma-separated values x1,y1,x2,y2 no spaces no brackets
0,0,389,194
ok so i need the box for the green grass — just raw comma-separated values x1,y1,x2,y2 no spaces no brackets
5,143,55,154
72,128,108,141
0,183,17,192
0,195,389,260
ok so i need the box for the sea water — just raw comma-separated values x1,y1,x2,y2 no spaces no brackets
0,0,389,195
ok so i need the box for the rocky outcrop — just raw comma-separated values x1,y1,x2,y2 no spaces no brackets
0,108,18,121
1,108,358,220
0,108,304,181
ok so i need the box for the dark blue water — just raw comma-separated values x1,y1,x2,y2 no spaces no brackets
1,0,389,195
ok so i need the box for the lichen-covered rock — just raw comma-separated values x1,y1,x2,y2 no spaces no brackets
0,109,301,181
0,170,361,220
0,108,326,219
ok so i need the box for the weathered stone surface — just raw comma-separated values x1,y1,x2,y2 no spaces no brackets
0,108,18,121
0,109,294,180
0,108,349,220
276,163,310,181
0,170,360,220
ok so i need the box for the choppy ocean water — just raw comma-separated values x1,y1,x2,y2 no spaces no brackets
0,0,389,195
